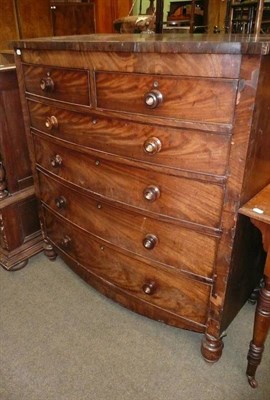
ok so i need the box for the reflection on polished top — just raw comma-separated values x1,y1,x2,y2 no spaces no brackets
13,33,270,54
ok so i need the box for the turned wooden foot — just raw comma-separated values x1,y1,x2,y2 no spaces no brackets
246,275,270,388
248,277,264,305
44,239,57,261
201,334,224,363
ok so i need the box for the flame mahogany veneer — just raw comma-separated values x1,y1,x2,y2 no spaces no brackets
14,34,270,361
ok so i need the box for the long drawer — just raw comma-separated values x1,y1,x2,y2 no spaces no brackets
34,134,224,228
44,208,211,327
38,171,218,279
28,100,231,176
23,64,90,105
95,71,238,124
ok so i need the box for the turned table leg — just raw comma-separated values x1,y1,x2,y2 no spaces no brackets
246,274,270,388
239,185,270,387
246,220,270,388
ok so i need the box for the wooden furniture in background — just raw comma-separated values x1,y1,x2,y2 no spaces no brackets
0,0,52,63
51,1,96,35
166,0,207,33
15,0,53,39
14,34,269,361
239,184,270,389
0,66,43,270
228,0,270,34
207,0,227,33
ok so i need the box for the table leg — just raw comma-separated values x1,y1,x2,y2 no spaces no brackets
246,274,270,388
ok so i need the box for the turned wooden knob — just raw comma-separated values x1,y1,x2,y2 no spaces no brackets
60,235,71,248
144,89,163,109
143,185,160,202
45,115,58,130
40,76,54,92
143,234,158,250
55,196,67,209
142,281,157,295
50,154,62,168
143,137,162,155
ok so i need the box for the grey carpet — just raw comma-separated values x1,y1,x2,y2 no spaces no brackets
0,253,269,400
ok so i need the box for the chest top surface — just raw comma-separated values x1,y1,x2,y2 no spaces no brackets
13,33,270,55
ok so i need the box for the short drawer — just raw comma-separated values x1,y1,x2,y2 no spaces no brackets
23,64,90,105
44,209,211,326
28,100,231,176
39,172,218,279
96,71,238,124
34,135,224,228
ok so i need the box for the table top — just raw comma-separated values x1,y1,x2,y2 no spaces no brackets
239,184,270,225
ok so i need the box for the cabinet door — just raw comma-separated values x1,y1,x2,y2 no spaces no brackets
0,0,19,49
51,3,96,36
16,0,53,38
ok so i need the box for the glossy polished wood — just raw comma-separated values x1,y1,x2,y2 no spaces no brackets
14,34,270,362
239,184,270,388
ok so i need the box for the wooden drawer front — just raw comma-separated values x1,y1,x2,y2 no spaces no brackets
34,136,224,228
28,100,230,176
44,209,211,326
39,172,218,279
23,64,90,105
96,72,237,124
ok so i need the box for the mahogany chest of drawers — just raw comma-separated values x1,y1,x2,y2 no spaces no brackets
14,34,270,361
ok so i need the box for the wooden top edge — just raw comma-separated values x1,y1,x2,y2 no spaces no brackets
239,184,270,223
12,33,270,55
0,64,16,71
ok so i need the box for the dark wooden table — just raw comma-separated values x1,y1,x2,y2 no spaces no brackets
239,184,270,388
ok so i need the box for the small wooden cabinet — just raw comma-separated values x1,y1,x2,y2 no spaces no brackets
0,66,43,270
14,34,270,360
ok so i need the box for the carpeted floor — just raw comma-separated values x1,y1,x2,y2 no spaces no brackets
0,252,269,400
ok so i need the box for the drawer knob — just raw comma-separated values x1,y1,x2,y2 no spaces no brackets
40,76,54,92
142,281,157,295
55,196,67,209
50,154,62,168
45,116,58,130
143,185,160,202
144,89,163,109
60,235,71,248
143,234,158,250
143,137,162,155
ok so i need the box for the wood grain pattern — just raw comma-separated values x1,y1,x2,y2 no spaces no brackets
96,72,238,124
28,100,231,176
20,50,242,78
23,64,90,106
39,171,218,280
14,34,270,362
15,0,52,39
34,134,225,229
44,208,211,326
